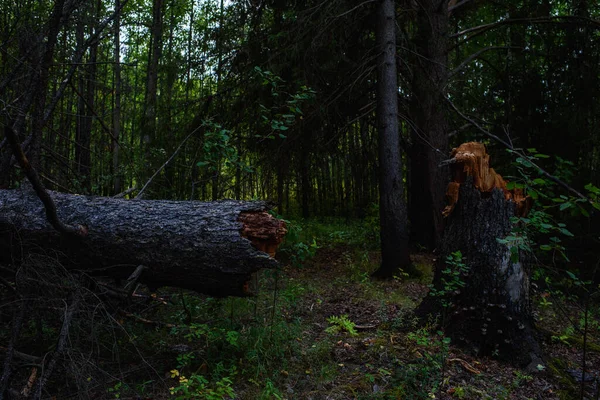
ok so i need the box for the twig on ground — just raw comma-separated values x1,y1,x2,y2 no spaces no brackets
32,292,80,399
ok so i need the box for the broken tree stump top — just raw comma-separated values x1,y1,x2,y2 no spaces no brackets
443,142,532,217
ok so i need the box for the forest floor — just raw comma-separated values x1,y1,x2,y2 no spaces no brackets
82,222,599,400
240,246,598,400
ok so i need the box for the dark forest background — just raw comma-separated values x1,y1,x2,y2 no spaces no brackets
2,0,600,398
2,0,599,216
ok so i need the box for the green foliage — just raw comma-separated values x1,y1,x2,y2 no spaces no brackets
254,66,316,140
106,381,125,399
196,120,246,173
503,148,599,263
343,249,376,283
157,275,306,399
389,328,452,399
280,215,380,255
501,148,600,396
289,238,320,268
511,370,533,388
428,251,469,308
169,368,236,400
259,379,283,400
275,217,319,267
170,322,240,351
325,314,358,336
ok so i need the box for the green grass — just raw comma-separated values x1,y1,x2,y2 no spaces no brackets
85,218,571,399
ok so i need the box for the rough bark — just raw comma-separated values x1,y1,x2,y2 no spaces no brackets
418,142,539,367
372,0,414,277
409,0,450,249
0,189,286,297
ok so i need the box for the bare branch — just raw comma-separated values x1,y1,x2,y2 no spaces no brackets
450,46,518,77
0,347,42,364
43,0,130,125
452,16,600,43
124,265,146,297
334,0,377,19
448,0,473,13
32,293,80,399
448,123,471,137
446,98,591,203
113,187,139,198
0,276,16,295
4,125,87,237
135,128,199,199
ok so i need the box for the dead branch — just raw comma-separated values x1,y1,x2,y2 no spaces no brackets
32,292,80,399
3,125,87,237
446,98,592,204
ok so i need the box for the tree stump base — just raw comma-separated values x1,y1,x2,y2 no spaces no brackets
419,143,541,367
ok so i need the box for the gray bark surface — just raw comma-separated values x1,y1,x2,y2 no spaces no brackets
419,178,540,366
373,0,414,277
0,189,279,297
409,0,450,249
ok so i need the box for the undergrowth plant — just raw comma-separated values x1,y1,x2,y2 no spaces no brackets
389,327,452,399
325,314,358,336
275,217,319,268
279,215,381,269
158,264,308,399
503,148,600,399
169,368,236,400
428,250,468,310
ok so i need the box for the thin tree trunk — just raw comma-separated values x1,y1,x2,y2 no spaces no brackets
213,0,226,201
142,0,164,186
73,1,98,194
112,0,122,195
301,138,310,218
81,10,98,193
29,0,68,171
277,159,285,214
185,2,194,105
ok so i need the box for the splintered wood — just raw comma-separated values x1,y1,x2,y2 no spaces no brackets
443,142,532,217
239,211,287,257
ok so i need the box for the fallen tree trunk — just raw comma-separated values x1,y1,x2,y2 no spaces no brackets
0,189,286,297
418,142,541,367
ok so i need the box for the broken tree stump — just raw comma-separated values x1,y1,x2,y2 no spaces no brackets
419,142,541,367
0,188,286,297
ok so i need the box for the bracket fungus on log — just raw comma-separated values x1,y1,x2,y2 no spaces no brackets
419,142,542,367
0,188,286,297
